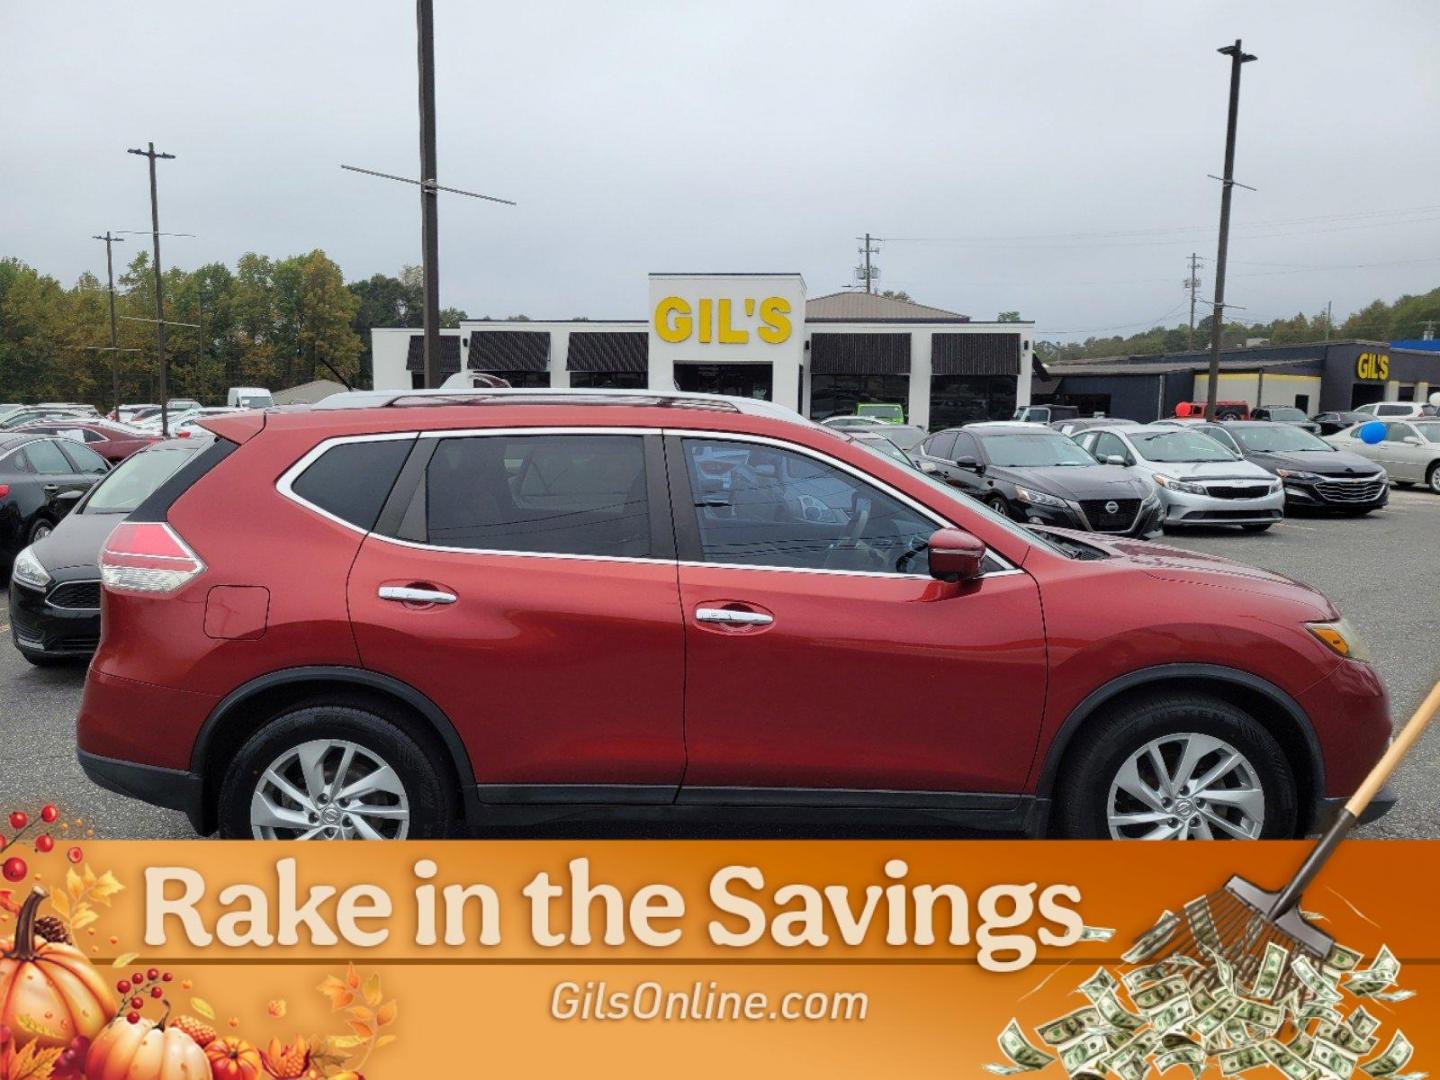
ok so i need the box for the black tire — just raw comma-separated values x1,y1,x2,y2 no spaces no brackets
1051,691,1298,840
217,702,458,840
1240,523,1272,533
27,518,55,545
1427,463,1440,495
985,494,1011,518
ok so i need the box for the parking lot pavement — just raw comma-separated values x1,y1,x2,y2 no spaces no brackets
1,487,1436,842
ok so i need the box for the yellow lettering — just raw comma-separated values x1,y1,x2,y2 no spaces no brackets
716,299,748,344
1378,354,1389,381
654,296,692,343
698,298,713,344
757,297,792,344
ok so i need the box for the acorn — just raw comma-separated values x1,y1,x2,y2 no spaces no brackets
33,913,71,944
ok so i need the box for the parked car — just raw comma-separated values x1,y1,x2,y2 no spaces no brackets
1327,419,1440,493
1202,422,1388,515
1013,404,1080,424
110,403,160,424
1071,425,1284,532
171,408,247,438
0,433,109,576
1352,401,1438,420
849,430,921,468
855,402,905,424
1052,417,1131,436
0,406,94,430
1249,406,1320,434
916,424,1161,537
227,387,274,409
75,388,1392,842
861,423,928,456
9,440,201,665
820,415,888,430
17,419,161,463
1311,410,1373,436
1174,400,1250,420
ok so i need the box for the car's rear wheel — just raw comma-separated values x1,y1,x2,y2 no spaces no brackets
1427,463,1440,494
1051,692,1297,840
218,703,455,839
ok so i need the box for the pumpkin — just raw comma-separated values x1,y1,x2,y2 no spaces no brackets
206,1035,263,1080
0,888,115,1049
86,1012,210,1080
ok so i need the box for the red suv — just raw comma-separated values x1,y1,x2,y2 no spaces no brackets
77,390,1396,840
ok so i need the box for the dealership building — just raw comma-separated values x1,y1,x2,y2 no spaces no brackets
372,273,1036,430
1037,339,1440,422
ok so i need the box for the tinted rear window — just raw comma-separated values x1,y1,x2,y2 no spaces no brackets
291,438,414,530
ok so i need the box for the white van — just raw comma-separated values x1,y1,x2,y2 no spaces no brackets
227,387,274,409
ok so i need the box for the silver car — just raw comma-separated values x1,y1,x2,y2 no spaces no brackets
1071,425,1285,532
1327,418,1440,493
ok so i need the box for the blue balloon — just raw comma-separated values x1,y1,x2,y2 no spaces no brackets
1358,420,1386,445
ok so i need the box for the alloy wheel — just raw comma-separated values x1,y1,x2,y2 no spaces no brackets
1105,732,1265,840
249,739,410,840
31,522,51,542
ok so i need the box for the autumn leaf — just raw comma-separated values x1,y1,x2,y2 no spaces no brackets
70,907,98,932
82,864,96,889
46,892,67,919
324,1035,366,1052
4,1040,63,1080
191,997,216,1020
15,1014,64,1041
345,962,360,990
65,868,83,902
375,1000,397,1027
317,975,354,1011
374,1034,398,1050
90,870,124,905
111,952,138,968
346,1020,373,1040
361,972,382,1007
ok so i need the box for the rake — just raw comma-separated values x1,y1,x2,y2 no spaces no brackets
1130,680,1440,1004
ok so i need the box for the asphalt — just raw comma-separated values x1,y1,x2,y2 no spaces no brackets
0,488,1435,841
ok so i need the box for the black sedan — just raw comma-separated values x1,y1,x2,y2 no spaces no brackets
1311,410,1373,436
915,423,1162,537
9,440,200,665
0,433,110,576
1198,421,1388,515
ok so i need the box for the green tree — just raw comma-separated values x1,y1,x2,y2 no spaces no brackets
997,310,1021,322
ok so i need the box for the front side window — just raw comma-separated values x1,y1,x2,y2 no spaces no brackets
24,439,73,475
1415,423,1440,444
924,432,957,460
1384,423,1417,444
681,439,937,575
1092,432,1130,463
421,434,651,558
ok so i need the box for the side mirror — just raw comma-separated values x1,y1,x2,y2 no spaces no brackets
955,455,982,472
1404,436,1423,446
1104,454,1128,466
927,527,986,582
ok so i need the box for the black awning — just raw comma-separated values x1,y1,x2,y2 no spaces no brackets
810,333,911,375
468,330,550,372
932,333,1020,376
404,334,462,375
567,332,648,373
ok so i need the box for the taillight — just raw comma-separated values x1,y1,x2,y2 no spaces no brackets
100,522,206,595
0,484,9,499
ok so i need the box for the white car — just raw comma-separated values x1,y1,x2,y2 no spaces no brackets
1072,425,1285,532
1352,401,1437,420
1327,418,1440,493
170,407,248,438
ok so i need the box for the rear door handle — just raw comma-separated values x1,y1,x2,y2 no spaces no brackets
695,607,773,626
379,585,457,605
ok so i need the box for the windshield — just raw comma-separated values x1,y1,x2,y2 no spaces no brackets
1129,430,1239,463
1229,425,1332,453
856,403,903,421
81,448,194,514
980,433,1098,467
237,395,272,408
870,424,927,451
853,438,911,466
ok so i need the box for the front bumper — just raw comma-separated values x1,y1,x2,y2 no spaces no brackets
1015,495,1164,539
1158,485,1285,527
1281,474,1389,511
8,574,101,658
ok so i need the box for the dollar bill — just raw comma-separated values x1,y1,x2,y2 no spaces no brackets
1132,975,1189,1014
1367,989,1415,1004
1123,963,1171,992
1349,1007,1382,1039
1264,1038,1320,1080
1345,947,1400,996
988,1019,1058,1075
1360,1032,1413,1078
1293,955,1344,1005
1232,998,1284,1034
1324,943,1364,973
1156,1045,1206,1078
1320,1022,1380,1058
1194,998,1242,1039
1203,944,1237,992
1251,941,1290,1001
1060,1033,1111,1075
1095,990,1147,1034
1219,1045,1269,1076
1037,1007,1104,1047
1313,1037,1360,1080
1299,1002,1343,1027
1150,995,1196,1034
1288,1031,1315,1059
1078,967,1119,1003
1079,925,1116,942
1123,912,1180,965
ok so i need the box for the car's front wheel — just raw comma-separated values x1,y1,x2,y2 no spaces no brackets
218,703,456,839
1052,692,1298,840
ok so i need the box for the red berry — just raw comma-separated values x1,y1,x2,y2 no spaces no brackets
147,967,159,981
2,857,26,882
130,996,143,1010
35,835,54,853
150,986,162,999
126,1012,140,1024
161,972,173,982
9,811,27,831
66,846,83,864
40,805,58,824
116,980,131,994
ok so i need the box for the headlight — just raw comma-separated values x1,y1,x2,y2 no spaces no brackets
11,546,51,591
1307,618,1370,662
1153,474,1207,496
1014,486,1068,508
1275,469,1320,482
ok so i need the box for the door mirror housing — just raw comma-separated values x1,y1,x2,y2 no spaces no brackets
1403,436,1422,446
955,455,982,472
927,528,986,582
1104,454,1129,466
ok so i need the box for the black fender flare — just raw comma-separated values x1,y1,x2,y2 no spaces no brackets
1033,663,1325,800
191,665,477,790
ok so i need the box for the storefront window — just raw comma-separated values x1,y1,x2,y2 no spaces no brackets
568,371,647,390
675,363,773,400
928,375,1017,430
808,374,910,421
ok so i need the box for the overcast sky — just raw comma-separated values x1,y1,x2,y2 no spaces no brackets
3,1,1438,337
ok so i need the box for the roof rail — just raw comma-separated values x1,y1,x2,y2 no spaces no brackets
312,387,807,421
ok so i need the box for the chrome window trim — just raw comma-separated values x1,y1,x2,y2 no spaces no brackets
274,426,1022,577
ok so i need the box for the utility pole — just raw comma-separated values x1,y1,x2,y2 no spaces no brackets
92,231,125,412
1324,300,1333,342
1185,252,1203,351
1204,41,1256,420
416,0,442,388
127,142,177,434
855,233,882,293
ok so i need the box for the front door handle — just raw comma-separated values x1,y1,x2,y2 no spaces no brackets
695,607,773,626
379,585,457,605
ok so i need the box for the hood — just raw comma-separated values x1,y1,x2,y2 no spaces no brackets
987,463,1151,501
1135,458,1273,481
30,509,122,572
1241,446,1385,477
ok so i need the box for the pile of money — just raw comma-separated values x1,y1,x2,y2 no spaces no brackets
986,909,1420,1080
